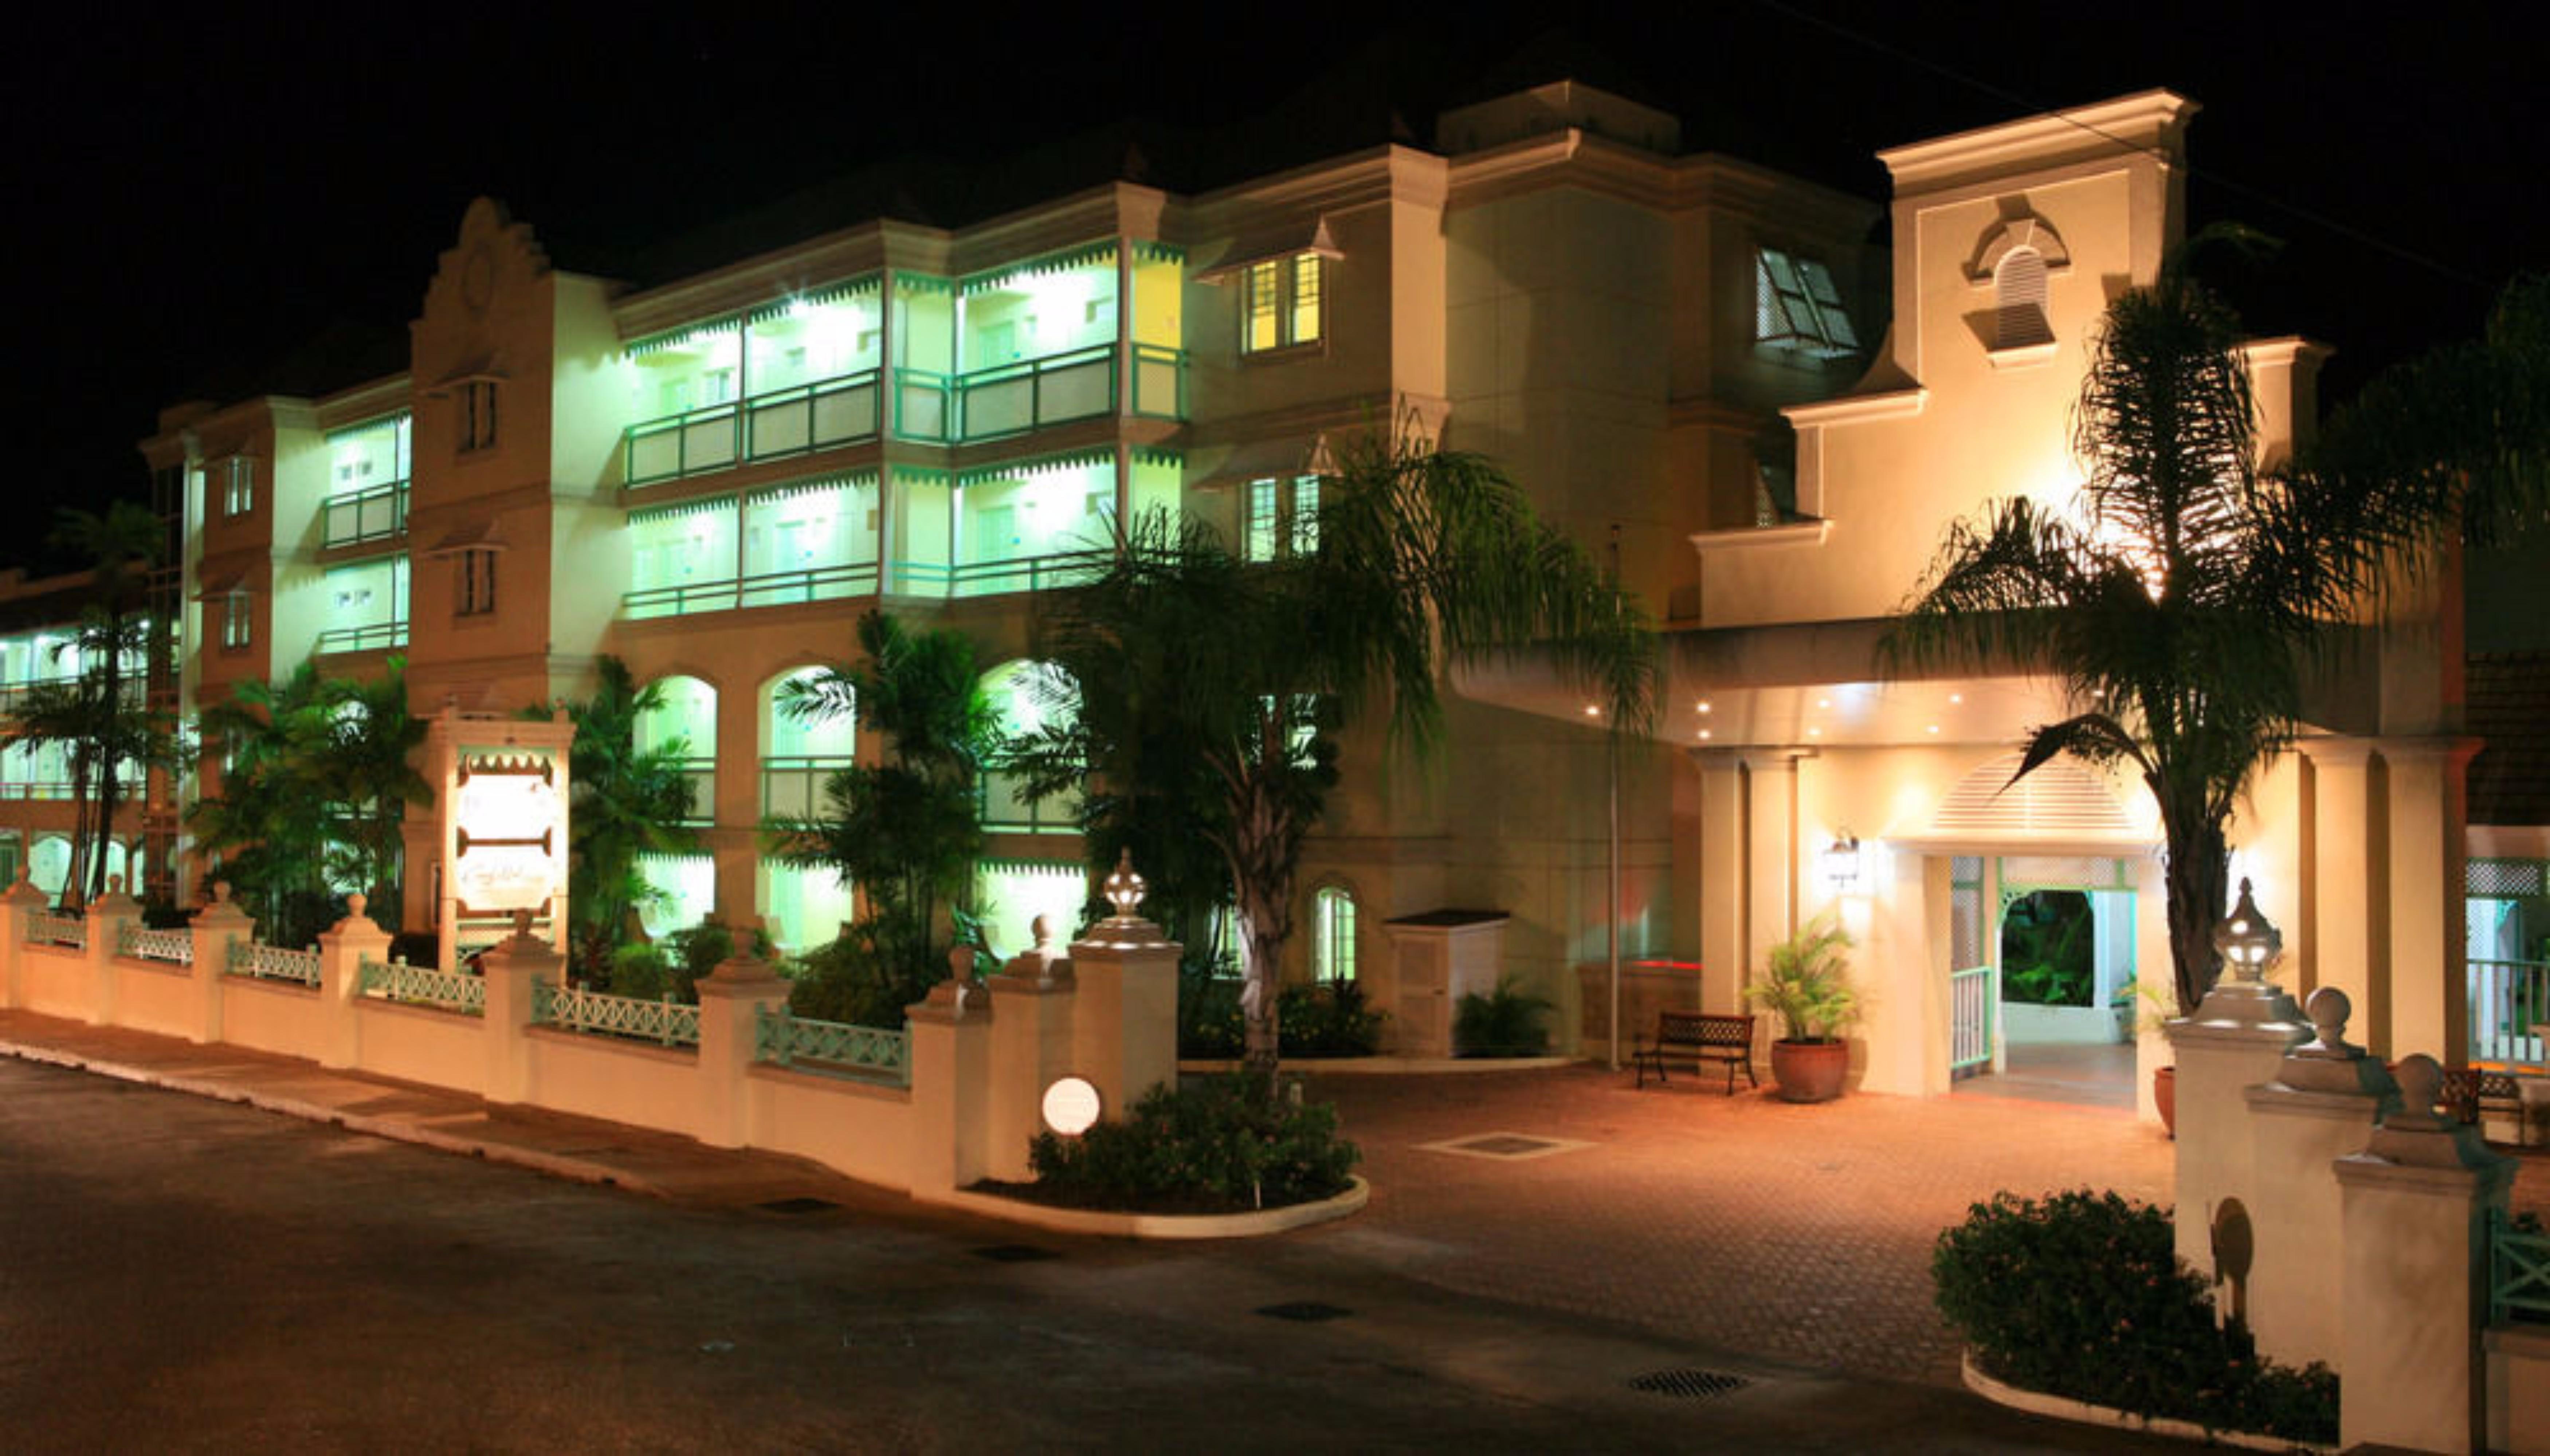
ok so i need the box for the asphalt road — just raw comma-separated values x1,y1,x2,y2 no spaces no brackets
0,1059,2177,1453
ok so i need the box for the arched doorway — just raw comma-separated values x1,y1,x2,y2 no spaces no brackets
1950,853,2139,1106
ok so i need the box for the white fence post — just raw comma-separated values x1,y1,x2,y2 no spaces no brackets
0,868,41,1008
693,927,790,1149
2241,986,2394,1369
985,915,1076,1181
906,948,993,1199
317,894,393,1070
2335,1054,2515,1452
477,913,556,1106
1068,905,1181,1127
85,878,142,1029
188,882,254,1045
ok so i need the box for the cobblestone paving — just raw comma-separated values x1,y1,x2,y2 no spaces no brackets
1296,1065,2550,1386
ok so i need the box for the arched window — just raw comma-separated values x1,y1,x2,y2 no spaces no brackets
1994,247,2053,350
638,676,717,825
762,667,853,820
1315,886,1359,983
981,660,1079,833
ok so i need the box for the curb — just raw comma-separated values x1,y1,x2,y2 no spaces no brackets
925,1176,1368,1240
1960,1353,2334,1454
0,1037,663,1198
1177,1056,1576,1076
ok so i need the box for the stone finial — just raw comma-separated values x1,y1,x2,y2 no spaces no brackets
347,892,367,919
1,865,45,908
107,875,125,896
1032,914,1056,954
949,944,980,982
2213,878,2283,986
327,891,381,937
2296,986,2362,1059
214,881,232,904
2389,1053,2449,1130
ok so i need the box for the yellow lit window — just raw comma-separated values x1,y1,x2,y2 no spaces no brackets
1243,253,1325,354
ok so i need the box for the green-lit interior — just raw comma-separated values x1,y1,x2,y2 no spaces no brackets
1244,474,1320,561
760,860,854,953
327,413,411,497
1315,885,1358,980
630,498,740,597
635,852,716,939
764,667,852,760
957,455,1113,569
974,858,1088,960
317,558,408,648
980,659,1078,831
958,247,1118,373
743,478,878,580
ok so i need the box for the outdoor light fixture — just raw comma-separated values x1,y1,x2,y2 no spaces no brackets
1042,1077,1101,1136
2213,878,2283,984
1821,834,1862,888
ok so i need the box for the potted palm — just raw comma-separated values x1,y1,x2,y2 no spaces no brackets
1744,915,1861,1103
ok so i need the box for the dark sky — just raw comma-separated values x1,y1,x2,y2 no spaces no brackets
12,4,2543,573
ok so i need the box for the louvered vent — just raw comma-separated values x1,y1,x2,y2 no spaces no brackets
2469,858,2548,898
1995,248,2053,349
1932,753,2145,842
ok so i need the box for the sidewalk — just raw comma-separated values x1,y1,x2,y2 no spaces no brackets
0,1008,888,1214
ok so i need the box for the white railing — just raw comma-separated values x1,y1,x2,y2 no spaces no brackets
754,1005,910,1083
118,923,194,965
25,912,84,949
2470,958,2550,1068
227,940,321,987
358,957,486,1015
532,983,701,1048
1950,964,1997,1072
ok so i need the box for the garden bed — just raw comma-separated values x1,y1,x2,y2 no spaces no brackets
1962,1354,2334,1454
939,1177,1368,1240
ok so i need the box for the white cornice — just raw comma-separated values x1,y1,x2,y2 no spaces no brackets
1781,387,1927,428
1690,519,1831,553
1879,90,2199,196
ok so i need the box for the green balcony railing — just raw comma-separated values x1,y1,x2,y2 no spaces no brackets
955,345,1116,441
754,1004,909,1083
621,561,880,620
1128,342,1188,420
979,764,1078,835
625,369,888,487
889,550,1110,600
360,956,485,1015
314,621,408,656
892,368,952,441
228,939,320,987
762,755,851,820
322,482,409,547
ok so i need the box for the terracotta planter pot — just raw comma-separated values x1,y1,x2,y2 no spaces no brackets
2153,1065,2176,1138
1769,1039,1850,1103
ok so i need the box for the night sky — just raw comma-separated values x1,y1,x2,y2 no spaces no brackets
12,4,2542,574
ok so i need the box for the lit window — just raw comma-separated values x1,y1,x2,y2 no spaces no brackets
456,549,497,616
1243,254,1325,354
1315,886,1358,982
221,591,252,650
220,458,255,517
1755,247,1858,358
458,381,499,452
1243,474,1321,562
1994,247,2053,349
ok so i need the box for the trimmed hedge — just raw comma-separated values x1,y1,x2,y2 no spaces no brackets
1933,1190,2336,1444
1024,1075,1361,1214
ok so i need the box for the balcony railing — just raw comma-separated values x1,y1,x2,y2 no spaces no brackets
1128,342,1188,420
762,755,851,820
673,758,714,825
625,369,883,487
322,482,409,547
889,550,1110,600
621,562,880,620
314,621,408,656
2470,957,2550,1066
892,368,952,441
955,345,1115,441
980,765,1078,835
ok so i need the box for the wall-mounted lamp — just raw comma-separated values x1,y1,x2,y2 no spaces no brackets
1821,833,1862,889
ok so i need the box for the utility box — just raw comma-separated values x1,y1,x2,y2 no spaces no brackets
1380,910,1509,1057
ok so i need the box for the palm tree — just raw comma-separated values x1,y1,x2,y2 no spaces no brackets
1015,420,1658,1074
553,658,699,977
43,502,164,904
763,612,997,993
1887,252,2455,1016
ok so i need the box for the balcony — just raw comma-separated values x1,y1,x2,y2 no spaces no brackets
889,344,1188,444
621,561,880,621
624,368,883,487
314,621,408,656
761,755,850,821
322,482,408,548
888,550,1109,600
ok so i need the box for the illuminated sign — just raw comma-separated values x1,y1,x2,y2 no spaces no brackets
451,754,563,915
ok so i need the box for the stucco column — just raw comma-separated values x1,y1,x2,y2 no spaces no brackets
1070,914,1180,1126
693,928,792,1150
85,879,142,1028
2241,986,2395,1370
1693,750,1746,1015
0,867,45,1008
2165,928,2309,1281
478,913,558,1106
984,917,1075,1182
186,882,254,1045
2379,737,2480,1067
316,894,393,1070
1738,750,1805,1009
2335,1055,2514,1454
2299,738,2385,1054
905,951,993,1200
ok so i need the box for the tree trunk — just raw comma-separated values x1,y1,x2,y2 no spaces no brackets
2160,813,2230,1016
1236,889,1286,1092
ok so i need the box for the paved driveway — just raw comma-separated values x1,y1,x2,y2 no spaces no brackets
1287,1063,2550,1385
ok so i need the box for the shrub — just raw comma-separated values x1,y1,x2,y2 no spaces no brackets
607,944,671,1000
1025,1075,1360,1213
1454,975,1551,1057
1177,958,1245,1059
1933,1190,2336,1444
786,927,938,1028
1745,914,1859,1042
1279,977,1385,1057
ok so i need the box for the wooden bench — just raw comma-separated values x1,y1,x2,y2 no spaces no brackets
1632,1010,1758,1093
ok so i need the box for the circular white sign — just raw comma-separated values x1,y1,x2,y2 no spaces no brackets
1041,1076,1102,1137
